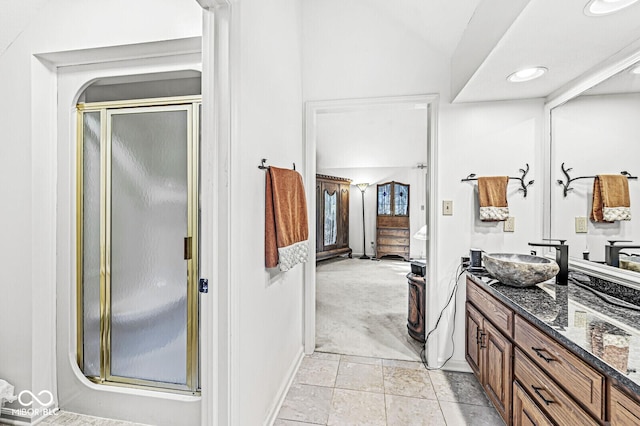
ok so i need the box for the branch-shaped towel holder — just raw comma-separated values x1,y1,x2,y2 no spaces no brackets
461,163,534,198
258,158,296,171
557,162,637,197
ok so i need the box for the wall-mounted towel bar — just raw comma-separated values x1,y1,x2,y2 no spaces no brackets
461,163,534,198
557,162,637,197
258,158,296,171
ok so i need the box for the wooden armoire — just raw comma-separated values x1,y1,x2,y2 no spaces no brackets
376,181,410,261
316,174,352,261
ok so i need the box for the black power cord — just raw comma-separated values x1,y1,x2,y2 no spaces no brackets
420,262,466,370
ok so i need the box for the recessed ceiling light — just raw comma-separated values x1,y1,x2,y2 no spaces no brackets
584,0,640,16
507,67,547,83
630,64,640,75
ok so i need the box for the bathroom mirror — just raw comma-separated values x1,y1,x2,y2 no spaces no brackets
548,49,640,286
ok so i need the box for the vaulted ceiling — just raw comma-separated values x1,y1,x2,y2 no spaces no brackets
0,0,48,57
3,0,640,102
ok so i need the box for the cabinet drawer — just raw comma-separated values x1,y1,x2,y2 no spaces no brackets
466,279,513,337
514,316,604,419
513,380,553,426
377,228,410,237
377,245,408,255
610,385,640,425
376,236,409,246
514,349,598,426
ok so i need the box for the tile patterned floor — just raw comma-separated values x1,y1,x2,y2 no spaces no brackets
275,352,504,426
0,411,149,426
1,353,503,426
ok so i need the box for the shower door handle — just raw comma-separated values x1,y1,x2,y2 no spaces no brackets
184,237,192,260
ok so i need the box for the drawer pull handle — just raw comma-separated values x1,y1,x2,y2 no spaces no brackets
532,347,555,363
531,385,555,406
478,331,487,348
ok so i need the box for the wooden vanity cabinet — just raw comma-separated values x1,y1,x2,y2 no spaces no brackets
513,381,553,426
465,299,513,424
610,385,640,425
466,276,609,426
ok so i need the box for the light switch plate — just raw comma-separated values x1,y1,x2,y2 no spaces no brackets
443,200,453,216
504,216,515,232
575,216,588,233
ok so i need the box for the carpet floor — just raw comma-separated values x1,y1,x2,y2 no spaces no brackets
315,257,423,361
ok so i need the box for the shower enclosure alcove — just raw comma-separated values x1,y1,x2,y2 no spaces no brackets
76,72,202,394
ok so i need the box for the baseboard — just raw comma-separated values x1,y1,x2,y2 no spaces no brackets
438,359,472,373
264,346,304,426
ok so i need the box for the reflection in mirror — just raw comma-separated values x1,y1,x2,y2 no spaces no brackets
550,60,640,277
324,190,337,246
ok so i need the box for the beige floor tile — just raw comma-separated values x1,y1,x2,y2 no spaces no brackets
309,351,341,361
428,370,491,406
382,359,425,370
295,356,340,387
385,394,446,425
340,355,382,366
335,362,384,393
383,366,437,399
273,420,321,426
277,383,333,425
327,388,386,426
438,401,505,425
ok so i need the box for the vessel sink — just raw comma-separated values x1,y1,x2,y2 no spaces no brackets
620,256,640,273
483,253,560,287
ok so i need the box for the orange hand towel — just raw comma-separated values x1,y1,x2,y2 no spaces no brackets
591,175,631,222
265,166,309,271
478,176,509,221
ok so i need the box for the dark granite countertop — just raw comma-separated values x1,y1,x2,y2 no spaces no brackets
467,271,640,396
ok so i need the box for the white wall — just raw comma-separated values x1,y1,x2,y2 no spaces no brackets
551,93,640,262
230,0,305,424
302,0,545,369
0,0,202,423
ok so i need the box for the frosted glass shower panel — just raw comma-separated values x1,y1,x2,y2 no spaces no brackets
82,112,101,377
109,109,188,385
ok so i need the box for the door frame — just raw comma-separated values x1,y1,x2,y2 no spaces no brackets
76,99,201,393
302,94,439,354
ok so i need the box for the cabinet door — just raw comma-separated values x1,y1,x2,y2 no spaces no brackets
610,385,640,425
483,319,513,424
513,381,553,426
316,181,322,252
321,182,339,250
338,183,350,248
465,302,483,380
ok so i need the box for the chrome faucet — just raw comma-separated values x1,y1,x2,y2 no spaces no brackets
528,239,568,285
605,240,640,267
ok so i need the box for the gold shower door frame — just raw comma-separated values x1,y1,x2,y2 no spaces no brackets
76,96,201,394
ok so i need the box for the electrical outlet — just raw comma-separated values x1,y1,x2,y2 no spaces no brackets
504,216,515,232
575,216,588,233
443,200,453,216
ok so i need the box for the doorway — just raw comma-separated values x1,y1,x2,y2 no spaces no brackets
76,96,201,393
303,95,439,358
